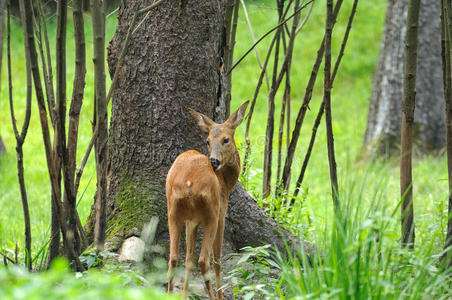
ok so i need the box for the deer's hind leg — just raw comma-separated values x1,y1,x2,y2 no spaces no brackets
182,220,198,298
167,214,183,293
198,220,218,300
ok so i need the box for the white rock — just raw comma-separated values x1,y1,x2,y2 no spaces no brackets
118,236,145,263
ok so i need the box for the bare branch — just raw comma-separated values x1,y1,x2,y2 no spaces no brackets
34,0,56,126
242,0,296,176
137,0,164,15
12,0,32,270
242,34,277,175
263,0,302,198
295,0,314,35
66,0,86,254
21,0,84,271
239,0,270,91
228,0,314,75
92,0,108,251
0,250,14,264
400,0,421,248
324,0,339,209
292,0,359,200
37,0,56,124
280,0,343,190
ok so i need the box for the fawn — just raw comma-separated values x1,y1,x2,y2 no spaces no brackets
166,101,249,299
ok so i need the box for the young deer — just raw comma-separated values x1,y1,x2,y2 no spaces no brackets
166,101,249,299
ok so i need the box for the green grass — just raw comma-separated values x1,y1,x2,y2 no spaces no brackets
276,189,452,299
1,0,452,298
0,257,177,299
225,167,452,299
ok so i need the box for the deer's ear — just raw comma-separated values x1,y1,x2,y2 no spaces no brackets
188,108,215,133
226,101,249,129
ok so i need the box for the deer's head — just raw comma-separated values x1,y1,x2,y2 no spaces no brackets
189,101,249,171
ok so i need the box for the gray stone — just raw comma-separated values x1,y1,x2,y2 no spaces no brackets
118,236,145,263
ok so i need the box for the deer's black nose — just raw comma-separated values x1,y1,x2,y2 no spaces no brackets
210,158,220,170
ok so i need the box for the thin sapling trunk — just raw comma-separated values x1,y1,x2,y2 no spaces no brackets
324,0,339,209
10,0,32,269
92,0,108,251
400,0,421,248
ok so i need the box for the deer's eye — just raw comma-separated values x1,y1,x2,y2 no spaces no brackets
223,138,229,145
206,139,210,146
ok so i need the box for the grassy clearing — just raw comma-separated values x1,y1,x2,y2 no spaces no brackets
0,0,451,298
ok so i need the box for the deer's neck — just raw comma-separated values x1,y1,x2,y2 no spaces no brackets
216,150,240,193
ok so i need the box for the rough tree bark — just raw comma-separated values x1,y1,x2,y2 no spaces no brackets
85,0,307,257
362,0,444,156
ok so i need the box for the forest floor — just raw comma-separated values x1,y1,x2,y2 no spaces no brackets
1,0,452,298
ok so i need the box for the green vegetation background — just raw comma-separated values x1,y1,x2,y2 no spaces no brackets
0,0,451,298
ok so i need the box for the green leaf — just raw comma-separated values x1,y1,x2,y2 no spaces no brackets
237,253,253,265
243,291,255,300
266,258,281,269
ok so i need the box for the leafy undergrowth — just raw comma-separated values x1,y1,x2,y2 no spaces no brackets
225,196,452,300
223,245,281,299
0,258,179,300
276,205,452,299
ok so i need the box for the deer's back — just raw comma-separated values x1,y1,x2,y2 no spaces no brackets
166,150,221,222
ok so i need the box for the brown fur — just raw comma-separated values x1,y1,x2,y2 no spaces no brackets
166,101,249,299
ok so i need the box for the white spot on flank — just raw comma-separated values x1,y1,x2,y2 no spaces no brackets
186,180,192,188
199,116,206,127
171,187,179,198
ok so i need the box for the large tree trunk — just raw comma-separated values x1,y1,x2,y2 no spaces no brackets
85,0,306,257
362,0,443,157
